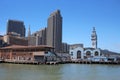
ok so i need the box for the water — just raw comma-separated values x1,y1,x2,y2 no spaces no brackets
0,63,120,80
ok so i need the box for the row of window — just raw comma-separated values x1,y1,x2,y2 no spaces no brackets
71,50,102,57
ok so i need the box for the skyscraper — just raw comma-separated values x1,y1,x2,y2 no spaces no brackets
91,27,97,48
7,20,26,37
47,10,62,53
28,27,46,46
35,28,46,45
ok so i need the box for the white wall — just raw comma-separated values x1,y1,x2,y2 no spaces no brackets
70,47,106,61
69,47,84,60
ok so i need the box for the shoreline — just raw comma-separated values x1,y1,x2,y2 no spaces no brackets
1,60,120,65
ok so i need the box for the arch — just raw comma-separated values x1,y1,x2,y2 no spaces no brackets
93,49,100,56
95,51,99,56
77,50,81,59
86,51,91,56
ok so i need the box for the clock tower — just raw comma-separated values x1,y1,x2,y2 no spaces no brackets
91,27,97,49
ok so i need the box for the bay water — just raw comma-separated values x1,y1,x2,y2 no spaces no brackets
0,63,120,80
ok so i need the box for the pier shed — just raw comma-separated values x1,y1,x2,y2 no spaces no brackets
0,45,56,64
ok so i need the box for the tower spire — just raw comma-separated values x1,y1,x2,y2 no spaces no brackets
28,25,31,37
91,27,97,48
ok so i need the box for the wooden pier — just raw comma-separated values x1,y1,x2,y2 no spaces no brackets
3,60,42,65
69,60,120,65
70,60,91,64
0,59,4,63
1,59,59,65
91,61,120,64
46,61,59,65
1,59,120,65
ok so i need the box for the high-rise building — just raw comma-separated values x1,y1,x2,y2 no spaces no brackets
0,35,3,47
7,20,26,37
28,27,46,46
91,27,97,48
34,28,46,45
47,10,62,53
62,42,70,53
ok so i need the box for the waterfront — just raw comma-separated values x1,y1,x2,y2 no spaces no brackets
0,64,120,80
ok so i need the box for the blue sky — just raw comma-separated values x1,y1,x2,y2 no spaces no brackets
0,0,120,52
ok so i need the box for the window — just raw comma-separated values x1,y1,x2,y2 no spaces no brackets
95,51,99,56
71,52,73,56
86,51,91,56
77,51,81,59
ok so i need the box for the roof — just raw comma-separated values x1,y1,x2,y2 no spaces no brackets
8,19,24,23
84,47,95,50
0,45,53,50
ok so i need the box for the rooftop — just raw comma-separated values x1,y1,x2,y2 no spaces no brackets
0,45,53,50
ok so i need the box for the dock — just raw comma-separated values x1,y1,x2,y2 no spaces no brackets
69,60,120,65
1,59,120,65
3,60,42,65
0,59,4,63
2,59,59,65
46,61,59,65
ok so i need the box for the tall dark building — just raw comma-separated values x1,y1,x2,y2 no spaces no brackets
47,10,62,53
7,20,26,37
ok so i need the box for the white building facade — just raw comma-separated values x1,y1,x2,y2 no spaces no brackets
69,27,120,62
69,46,107,62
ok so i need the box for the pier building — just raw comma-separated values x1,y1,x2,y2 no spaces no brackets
0,45,57,64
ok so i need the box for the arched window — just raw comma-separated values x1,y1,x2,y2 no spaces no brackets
86,51,91,56
77,51,81,59
71,52,73,56
95,51,99,56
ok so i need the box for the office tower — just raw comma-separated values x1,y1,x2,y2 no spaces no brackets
34,28,46,45
28,28,46,46
47,10,62,53
62,43,70,53
0,35,3,47
91,27,97,48
7,20,26,37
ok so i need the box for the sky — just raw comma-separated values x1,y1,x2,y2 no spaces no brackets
0,0,120,52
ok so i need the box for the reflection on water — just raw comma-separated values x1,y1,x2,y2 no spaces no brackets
0,63,120,80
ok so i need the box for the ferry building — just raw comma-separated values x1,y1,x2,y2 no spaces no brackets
69,27,107,61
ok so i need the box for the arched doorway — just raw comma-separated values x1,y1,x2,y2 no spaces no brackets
86,51,91,57
77,50,81,59
95,51,99,56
